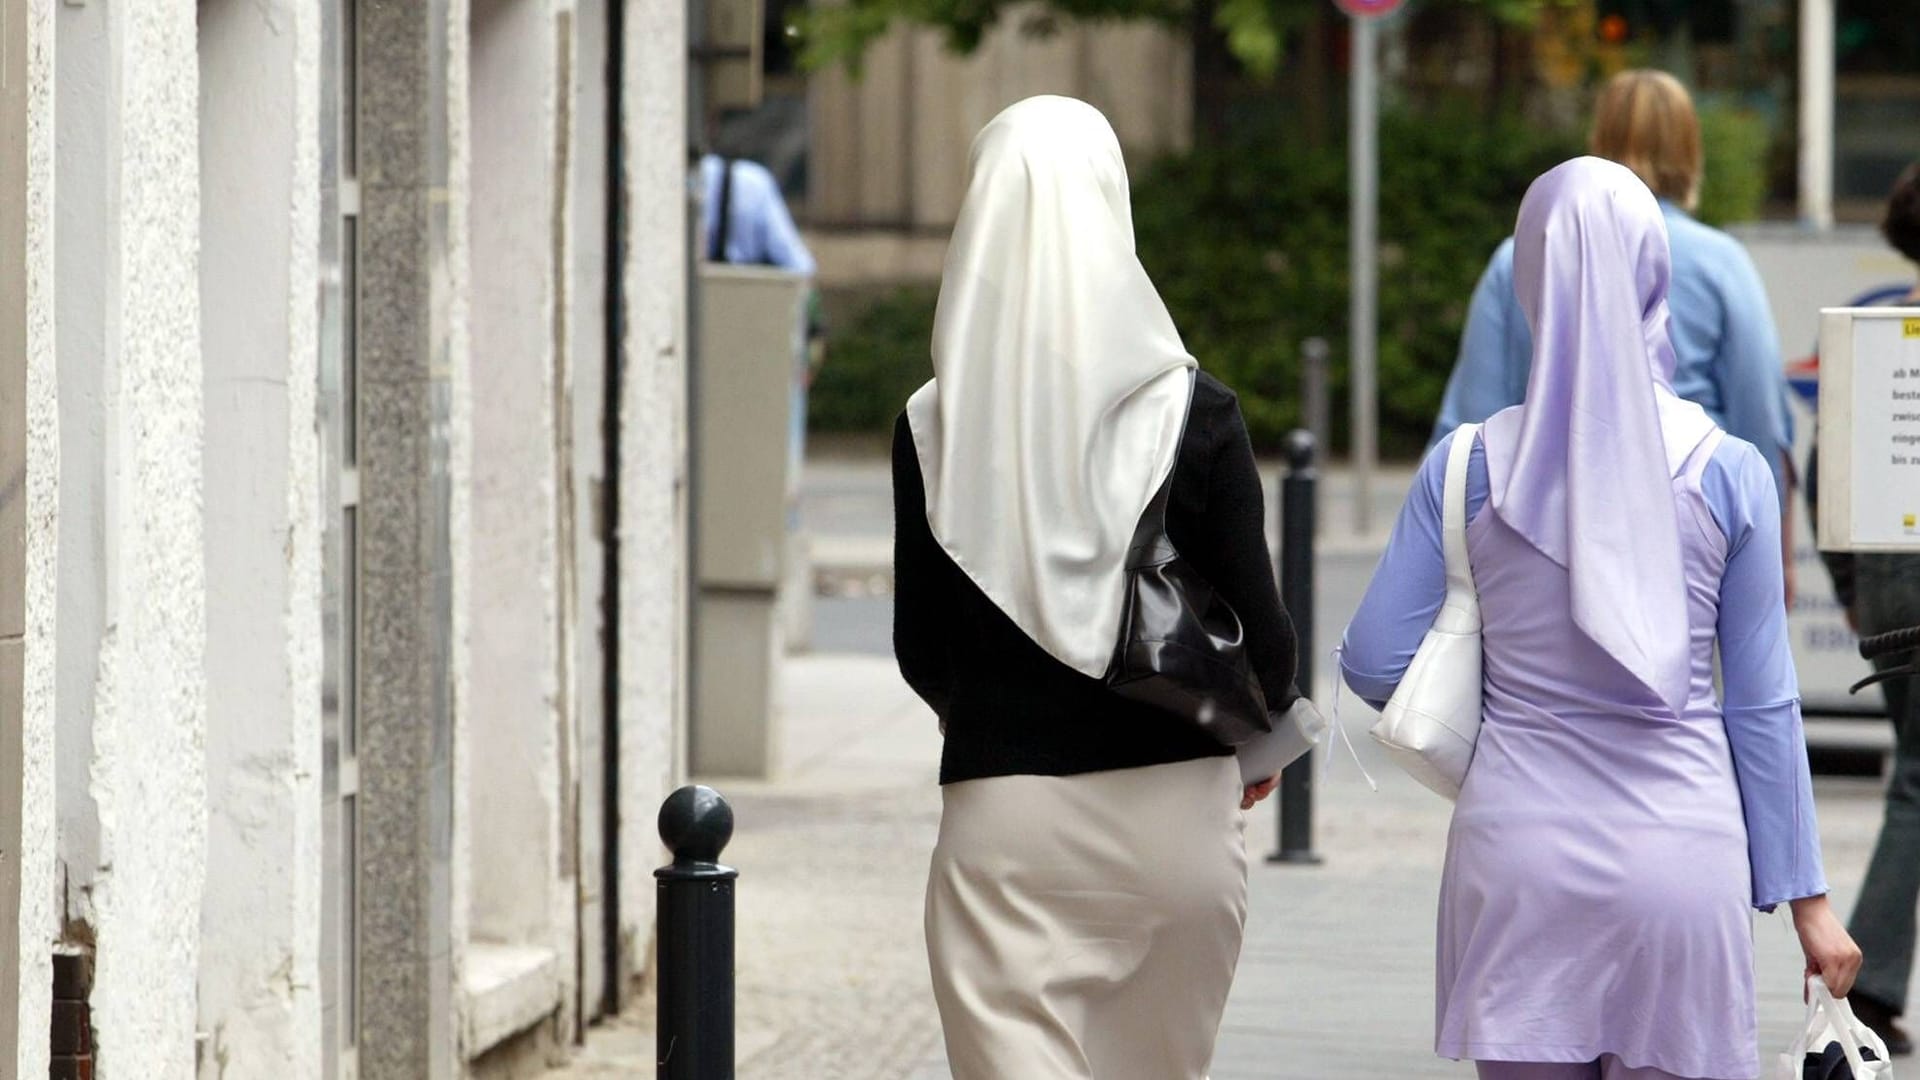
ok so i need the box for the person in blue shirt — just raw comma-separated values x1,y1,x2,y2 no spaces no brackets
1433,70,1799,601
700,153,817,274
700,152,820,490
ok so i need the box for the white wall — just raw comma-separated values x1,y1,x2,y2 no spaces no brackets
82,0,210,1074
448,0,477,1062
467,0,568,963
618,0,688,994
195,0,325,1075
53,0,210,1075
567,0,613,1021
52,0,110,939
17,0,61,1071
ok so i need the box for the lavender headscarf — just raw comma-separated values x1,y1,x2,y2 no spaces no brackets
1481,157,1718,714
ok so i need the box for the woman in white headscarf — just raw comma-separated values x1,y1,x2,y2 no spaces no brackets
891,96,1302,1079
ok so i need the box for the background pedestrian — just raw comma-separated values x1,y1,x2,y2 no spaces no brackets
1432,70,1800,603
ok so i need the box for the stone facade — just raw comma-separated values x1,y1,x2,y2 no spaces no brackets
5,0,690,1074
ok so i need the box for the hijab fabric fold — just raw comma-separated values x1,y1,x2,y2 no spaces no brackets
905,96,1197,677
1480,157,1718,714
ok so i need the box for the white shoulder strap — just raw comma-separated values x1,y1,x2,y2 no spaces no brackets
1442,424,1480,598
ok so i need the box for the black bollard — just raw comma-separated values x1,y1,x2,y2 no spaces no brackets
1269,430,1322,865
656,785,738,1079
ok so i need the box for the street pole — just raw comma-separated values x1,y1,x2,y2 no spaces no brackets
1349,13,1378,536
1798,0,1835,230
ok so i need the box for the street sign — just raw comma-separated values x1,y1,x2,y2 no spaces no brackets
1818,307,1920,554
1335,0,1404,19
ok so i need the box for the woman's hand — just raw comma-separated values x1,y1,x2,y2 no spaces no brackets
1791,895,1864,998
1241,775,1280,811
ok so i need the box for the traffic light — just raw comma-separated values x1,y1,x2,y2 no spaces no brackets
1595,0,1736,46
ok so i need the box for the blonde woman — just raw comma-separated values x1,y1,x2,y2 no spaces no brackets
1434,70,1799,599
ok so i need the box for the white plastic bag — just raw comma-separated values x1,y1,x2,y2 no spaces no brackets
1778,976,1895,1079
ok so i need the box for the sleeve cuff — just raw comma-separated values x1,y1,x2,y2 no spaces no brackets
1755,878,1829,913
1338,656,1397,712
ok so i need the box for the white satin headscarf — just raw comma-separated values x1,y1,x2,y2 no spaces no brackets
905,96,1197,677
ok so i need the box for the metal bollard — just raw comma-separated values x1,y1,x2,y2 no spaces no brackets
1269,430,1322,865
656,785,738,1079
1300,338,1331,516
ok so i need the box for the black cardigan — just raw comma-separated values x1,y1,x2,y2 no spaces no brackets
892,371,1301,784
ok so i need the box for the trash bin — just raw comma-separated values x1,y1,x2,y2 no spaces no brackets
692,263,810,778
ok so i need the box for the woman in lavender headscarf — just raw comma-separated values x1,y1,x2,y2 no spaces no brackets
1342,158,1860,1079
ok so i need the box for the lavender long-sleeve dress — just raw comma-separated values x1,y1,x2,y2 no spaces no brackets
1343,426,1827,1080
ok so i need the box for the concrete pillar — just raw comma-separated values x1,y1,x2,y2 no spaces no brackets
617,0,689,1003
52,0,209,1075
567,0,614,1022
355,0,466,1072
5,0,58,1075
194,0,325,1075
462,0,576,1054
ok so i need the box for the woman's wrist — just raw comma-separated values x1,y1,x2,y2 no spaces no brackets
1790,894,1833,923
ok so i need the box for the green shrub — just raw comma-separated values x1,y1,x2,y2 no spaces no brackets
812,109,1583,457
809,287,938,433
1132,108,1580,455
1695,101,1770,227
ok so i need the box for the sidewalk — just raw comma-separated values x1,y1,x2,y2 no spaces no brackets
546,651,1899,1079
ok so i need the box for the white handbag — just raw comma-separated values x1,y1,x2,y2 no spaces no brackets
1778,976,1895,1078
1369,423,1483,800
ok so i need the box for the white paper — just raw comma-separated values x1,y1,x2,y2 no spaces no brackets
1238,699,1326,785
1849,314,1920,546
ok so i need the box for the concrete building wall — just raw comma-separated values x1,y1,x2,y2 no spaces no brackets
53,0,110,938
448,0,477,1060
618,0,689,996
807,15,1192,229
461,0,589,1058
567,0,614,1022
467,0,565,953
12,0,681,1066
355,0,466,1071
17,0,59,1072
195,0,326,1075
81,0,211,1074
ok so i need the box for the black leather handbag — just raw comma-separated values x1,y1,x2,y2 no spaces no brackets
1104,383,1272,747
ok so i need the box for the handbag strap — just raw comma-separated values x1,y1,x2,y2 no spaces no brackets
1441,423,1481,600
1125,370,1199,567
710,156,736,262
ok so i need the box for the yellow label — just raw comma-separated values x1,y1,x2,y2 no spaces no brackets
1909,514,1919,528
1905,318,1920,338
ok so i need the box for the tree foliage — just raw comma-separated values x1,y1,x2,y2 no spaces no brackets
798,0,1567,78
809,107,1586,456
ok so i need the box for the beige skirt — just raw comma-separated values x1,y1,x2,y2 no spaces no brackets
924,755,1249,1080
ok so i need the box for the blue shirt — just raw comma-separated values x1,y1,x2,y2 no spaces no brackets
1432,203,1795,500
700,155,817,275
